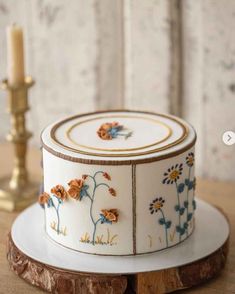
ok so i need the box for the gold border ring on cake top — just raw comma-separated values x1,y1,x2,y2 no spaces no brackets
49,111,189,158
41,110,196,165
66,115,173,152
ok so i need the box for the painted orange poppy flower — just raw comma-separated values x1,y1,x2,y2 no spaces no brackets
67,178,85,200
109,187,116,196
101,209,119,223
51,185,67,200
103,172,111,181
38,192,50,205
82,174,88,180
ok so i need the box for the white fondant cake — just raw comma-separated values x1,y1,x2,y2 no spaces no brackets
39,110,196,256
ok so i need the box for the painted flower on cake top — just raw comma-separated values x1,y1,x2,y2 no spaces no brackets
97,121,132,140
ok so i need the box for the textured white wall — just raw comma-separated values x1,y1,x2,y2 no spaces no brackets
123,0,172,112
0,0,234,181
181,0,235,181
0,0,97,142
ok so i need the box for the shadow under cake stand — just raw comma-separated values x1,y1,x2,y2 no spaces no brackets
7,198,229,294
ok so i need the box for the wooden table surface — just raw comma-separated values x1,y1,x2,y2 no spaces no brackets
0,143,234,294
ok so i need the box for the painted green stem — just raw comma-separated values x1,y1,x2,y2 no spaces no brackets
92,218,102,244
52,198,60,235
96,183,110,190
88,176,96,244
175,181,181,241
192,177,196,202
56,205,60,234
89,198,95,225
86,172,111,245
117,132,132,139
159,208,168,247
186,167,191,237
93,171,104,179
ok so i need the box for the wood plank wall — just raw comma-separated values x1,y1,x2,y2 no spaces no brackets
0,0,234,181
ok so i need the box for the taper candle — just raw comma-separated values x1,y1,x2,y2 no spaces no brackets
7,24,25,86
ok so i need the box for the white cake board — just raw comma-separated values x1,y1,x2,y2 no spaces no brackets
11,198,229,275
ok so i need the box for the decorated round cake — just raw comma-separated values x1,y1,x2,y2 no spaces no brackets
39,110,197,256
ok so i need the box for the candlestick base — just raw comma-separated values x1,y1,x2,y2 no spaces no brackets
0,176,39,212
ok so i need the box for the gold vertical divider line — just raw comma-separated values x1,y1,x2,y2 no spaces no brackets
132,164,137,254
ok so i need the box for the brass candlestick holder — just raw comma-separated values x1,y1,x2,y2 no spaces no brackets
0,76,40,212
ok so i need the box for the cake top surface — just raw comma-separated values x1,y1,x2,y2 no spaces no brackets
41,110,196,164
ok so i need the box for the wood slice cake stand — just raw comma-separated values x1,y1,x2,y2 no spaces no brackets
7,199,229,294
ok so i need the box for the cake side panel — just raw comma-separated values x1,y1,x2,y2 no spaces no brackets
136,147,196,254
42,149,133,255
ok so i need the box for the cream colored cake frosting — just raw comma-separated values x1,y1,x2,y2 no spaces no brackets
39,110,197,255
